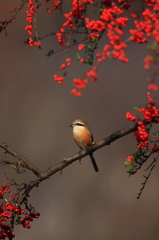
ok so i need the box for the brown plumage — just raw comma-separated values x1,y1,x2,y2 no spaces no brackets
70,119,99,172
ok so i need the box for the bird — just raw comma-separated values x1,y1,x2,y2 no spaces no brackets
69,119,99,172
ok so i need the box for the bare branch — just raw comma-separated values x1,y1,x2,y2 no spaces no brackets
0,142,43,177
136,156,157,200
0,0,28,33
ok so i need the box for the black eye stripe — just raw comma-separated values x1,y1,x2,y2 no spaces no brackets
74,123,84,127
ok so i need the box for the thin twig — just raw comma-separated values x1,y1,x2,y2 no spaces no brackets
136,156,158,199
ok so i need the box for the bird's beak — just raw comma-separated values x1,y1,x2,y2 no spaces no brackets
69,124,72,127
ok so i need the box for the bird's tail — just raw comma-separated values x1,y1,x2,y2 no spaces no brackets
89,153,99,172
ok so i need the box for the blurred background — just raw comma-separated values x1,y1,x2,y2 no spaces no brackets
0,1,159,240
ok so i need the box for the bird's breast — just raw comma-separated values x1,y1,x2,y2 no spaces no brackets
73,126,93,149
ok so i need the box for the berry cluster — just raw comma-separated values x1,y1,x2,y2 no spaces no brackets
51,0,159,95
10,0,157,95
20,212,40,229
125,92,159,172
25,0,42,47
60,58,71,70
134,121,150,148
56,32,66,46
126,92,159,150
53,74,64,84
53,1,61,10
0,183,40,239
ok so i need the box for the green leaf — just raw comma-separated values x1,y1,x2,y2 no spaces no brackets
87,57,92,64
11,164,17,169
133,106,140,110
87,44,92,50
45,49,54,57
147,42,158,51
76,52,81,59
125,161,132,168
73,39,77,44
153,130,159,136
155,117,159,121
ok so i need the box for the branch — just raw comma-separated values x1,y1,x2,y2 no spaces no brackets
0,143,43,177
0,121,139,178
0,1,28,34
136,156,157,200
0,121,141,205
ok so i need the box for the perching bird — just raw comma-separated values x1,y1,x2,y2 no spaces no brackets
70,119,99,172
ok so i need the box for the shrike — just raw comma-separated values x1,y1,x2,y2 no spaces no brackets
70,119,99,172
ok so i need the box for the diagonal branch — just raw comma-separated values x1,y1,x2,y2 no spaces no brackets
0,121,149,206
0,121,139,179
0,142,43,177
136,156,157,199
0,0,28,33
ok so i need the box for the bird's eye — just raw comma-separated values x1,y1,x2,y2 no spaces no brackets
75,123,84,127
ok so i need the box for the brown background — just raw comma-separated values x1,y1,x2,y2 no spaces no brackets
0,1,159,240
